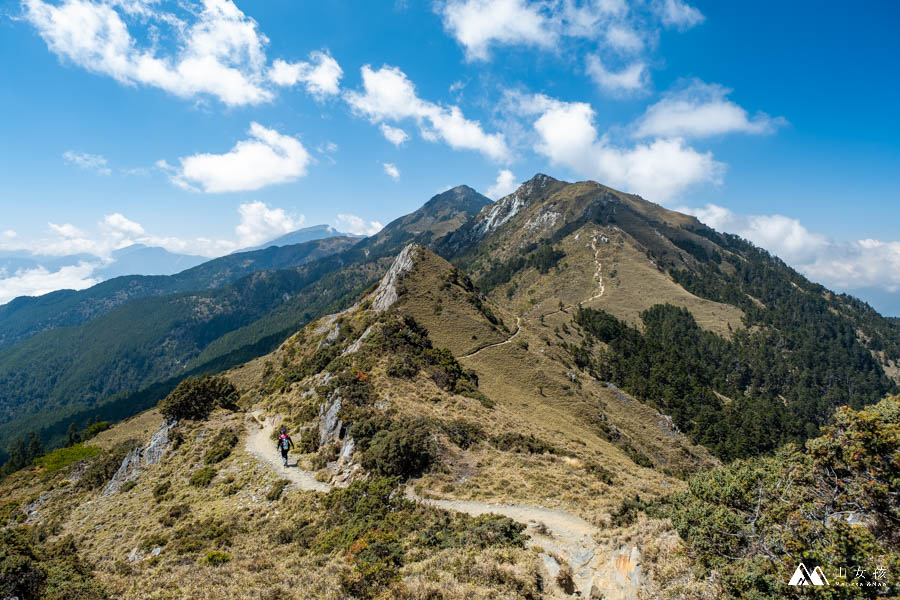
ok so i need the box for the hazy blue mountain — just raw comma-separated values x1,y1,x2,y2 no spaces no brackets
94,244,207,279
0,250,95,275
239,224,362,253
0,236,358,349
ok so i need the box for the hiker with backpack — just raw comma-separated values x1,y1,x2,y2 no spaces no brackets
276,427,294,467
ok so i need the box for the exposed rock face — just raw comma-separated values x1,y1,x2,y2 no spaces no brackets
103,420,176,496
342,325,373,356
143,419,174,465
588,546,642,600
370,243,423,312
318,393,343,447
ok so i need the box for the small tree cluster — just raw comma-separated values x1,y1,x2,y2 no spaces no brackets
158,375,239,421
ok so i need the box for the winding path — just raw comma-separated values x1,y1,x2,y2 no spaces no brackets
245,412,613,597
460,230,607,361
459,317,522,359
245,412,330,492
585,234,606,302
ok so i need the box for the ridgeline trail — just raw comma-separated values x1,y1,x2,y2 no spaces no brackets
245,411,633,597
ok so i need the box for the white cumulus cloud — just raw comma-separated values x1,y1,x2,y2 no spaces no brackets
63,150,111,175
269,50,343,98
634,80,787,139
336,214,383,236
102,213,145,236
515,93,723,202
23,0,341,106
234,201,305,247
346,65,509,162
487,169,518,199
382,162,400,180
585,56,647,95
439,0,556,61
684,204,900,294
655,0,704,30
161,122,311,193
438,0,702,95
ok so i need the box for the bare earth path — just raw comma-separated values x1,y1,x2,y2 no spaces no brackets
458,316,522,359
246,411,330,492
461,229,606,361
246,411,622,597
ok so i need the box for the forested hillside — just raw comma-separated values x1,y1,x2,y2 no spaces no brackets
0,187,491,456
0,235,356,348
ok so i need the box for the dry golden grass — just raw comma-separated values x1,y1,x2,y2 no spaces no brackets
497,223,743,337
392,247,513,356
596,517,723,600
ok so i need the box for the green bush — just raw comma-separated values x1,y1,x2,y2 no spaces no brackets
158,375,239,421
153,481,171,503
0,530,106,600
159,503,191,527
189,466,216,488
440,419,485,449
667,397,900,599
203,430,238,464
172,538,204,555
80,421,110,442
419,513,527,550
348,415,392,453
385,354,420,378
609,494,648,527
298,428,319,453
139,533,168,552
491,432,559,455
361,420,434,479
34,444,100,474
340,531,403,599
119,480,137,493
202,551,232,567
78,441,140,490
266,479,290,501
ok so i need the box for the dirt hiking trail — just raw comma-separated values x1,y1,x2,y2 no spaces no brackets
246,411,641,598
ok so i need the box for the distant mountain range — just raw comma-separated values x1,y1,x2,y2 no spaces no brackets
0,178,898,466
237,224,362,253
0,187,491,455
0,224,357,302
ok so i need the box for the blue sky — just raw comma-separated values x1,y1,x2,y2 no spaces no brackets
1,0,899,313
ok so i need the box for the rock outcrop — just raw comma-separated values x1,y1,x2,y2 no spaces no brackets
370,243,423,312
103,420,176,496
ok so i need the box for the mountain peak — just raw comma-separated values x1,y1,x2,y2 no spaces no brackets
423,185,490,213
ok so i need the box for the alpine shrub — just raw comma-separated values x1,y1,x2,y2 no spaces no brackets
159,375,239,421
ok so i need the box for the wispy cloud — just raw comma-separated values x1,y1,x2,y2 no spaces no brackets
0,262,100,305
63,150,111,175
269,50,343,99
382,162,400,180
380,123,410,146
685,204,900,294
634,80,787,139
438,0,704,95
